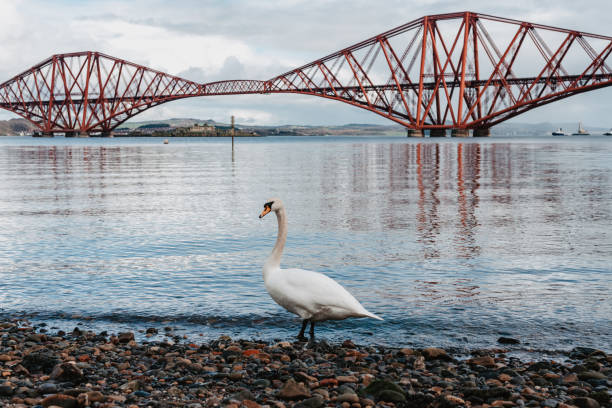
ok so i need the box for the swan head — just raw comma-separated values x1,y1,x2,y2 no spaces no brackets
259,198,283,218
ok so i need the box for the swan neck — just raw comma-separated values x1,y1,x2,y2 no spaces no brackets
266,208,287,271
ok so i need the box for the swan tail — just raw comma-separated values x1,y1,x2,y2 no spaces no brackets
361,310,383,321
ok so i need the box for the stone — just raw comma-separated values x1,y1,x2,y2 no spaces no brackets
0,384,14,396
293,395,325,408
362,380,405,400
243,400,261,408
41,393,79,408
50,363,84,384
378,390,406,403
295,372,317,383
468,356,496,367
146,327,158,334
277,379,311,400
336,375,358,383
497,337,520,344
422,348,451,360
86,391,105,403
571,397,600,408
22,351,60,374
117,332,135,343
38,382,58,394
578,371,606,381
444,395,466,406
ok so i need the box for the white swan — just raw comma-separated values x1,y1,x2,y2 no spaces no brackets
259,198,382,341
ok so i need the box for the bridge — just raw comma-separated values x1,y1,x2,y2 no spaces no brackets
2,11,612,137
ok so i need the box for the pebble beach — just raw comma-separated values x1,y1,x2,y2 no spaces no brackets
0,319,610,408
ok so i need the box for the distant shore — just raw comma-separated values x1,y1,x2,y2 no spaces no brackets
0,317,610,407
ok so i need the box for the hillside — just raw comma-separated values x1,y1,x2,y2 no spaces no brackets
0,118,38,136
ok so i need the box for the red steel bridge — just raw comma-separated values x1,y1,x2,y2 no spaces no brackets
2,11,612,137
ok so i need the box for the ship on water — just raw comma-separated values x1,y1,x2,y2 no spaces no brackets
603,129,612,136
552,128,566,136
572,122,589,135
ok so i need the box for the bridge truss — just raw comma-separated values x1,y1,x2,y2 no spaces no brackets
1,12,612,135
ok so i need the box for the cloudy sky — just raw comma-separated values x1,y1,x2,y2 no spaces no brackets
1,0,611,127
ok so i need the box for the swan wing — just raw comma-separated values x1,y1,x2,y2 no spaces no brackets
270,268,380,321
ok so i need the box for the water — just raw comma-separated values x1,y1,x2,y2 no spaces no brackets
0,135,611,352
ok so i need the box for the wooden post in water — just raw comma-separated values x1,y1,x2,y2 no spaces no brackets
231,115,235,161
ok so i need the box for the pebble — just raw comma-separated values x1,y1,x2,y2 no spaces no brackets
0,318,609,408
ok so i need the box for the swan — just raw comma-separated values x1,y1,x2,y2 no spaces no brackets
259,198,382,341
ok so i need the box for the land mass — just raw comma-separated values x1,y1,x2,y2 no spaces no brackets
0,117,610,136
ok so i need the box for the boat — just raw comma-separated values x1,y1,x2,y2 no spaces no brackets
603,129,612,136
572,122,589,135
552,128,566,136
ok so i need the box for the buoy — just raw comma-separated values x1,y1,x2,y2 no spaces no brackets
163,139,169,144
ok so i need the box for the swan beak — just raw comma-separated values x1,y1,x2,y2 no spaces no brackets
259,207,271,218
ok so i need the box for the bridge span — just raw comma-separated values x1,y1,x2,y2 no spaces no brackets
2,11,612,137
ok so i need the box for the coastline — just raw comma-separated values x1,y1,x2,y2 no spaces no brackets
1,318,610,408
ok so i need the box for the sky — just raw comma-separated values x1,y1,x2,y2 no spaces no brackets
1,0,611,127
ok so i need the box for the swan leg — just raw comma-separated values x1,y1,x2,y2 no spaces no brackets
297,319,308,342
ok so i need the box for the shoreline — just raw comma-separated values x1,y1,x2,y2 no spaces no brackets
1,318,610,407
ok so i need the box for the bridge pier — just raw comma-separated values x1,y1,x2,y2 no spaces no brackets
451,128,470,137
34,131,54,137
429,129,447,137
473,128,491,137
406,129,424,137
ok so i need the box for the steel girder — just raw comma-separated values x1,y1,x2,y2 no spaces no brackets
2,12,612,132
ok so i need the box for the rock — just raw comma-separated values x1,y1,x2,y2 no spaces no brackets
312,388,329,400
468,355,496,367
578,371,606,381
22,351,60,374
497,337,520,344
231,389,255,401
378,390,406,403
146,327,158,334
318,378,338,387
117,332,135,343
589,391,610,405
571,397,600,408
336,375,358,383
422,347,451,360
0,384,14,396
337,393,360,403
277,379,311,400
295,372,317,383
86,391,105,403
50,363,84,384
293,395,325,408
38,382,58,394
542,399,560,407
362,380,405,400
443,395,466,406
41,393,79,408
243,400,261,408
253,379,271,388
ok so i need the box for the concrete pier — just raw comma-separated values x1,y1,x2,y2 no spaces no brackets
451,128,470,137
473,128,491,137
65,131,84,137
429,129,447,137
406,129,424,137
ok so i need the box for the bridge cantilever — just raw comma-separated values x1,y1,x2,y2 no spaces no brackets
2,12,612,135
